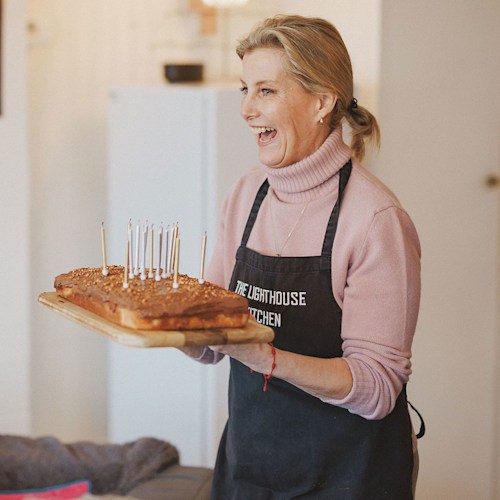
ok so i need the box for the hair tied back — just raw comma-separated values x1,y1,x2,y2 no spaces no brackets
350,97,358,110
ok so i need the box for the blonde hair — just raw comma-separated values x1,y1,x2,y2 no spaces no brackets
236,15,380,161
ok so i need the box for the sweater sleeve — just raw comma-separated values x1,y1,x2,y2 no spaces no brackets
323,206,421,419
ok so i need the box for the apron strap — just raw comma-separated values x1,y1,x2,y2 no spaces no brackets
407,400,426,439
240,180,270,247
320,160,352,266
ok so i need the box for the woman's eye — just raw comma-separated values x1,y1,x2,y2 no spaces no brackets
239,86,248,95
261,88,273,95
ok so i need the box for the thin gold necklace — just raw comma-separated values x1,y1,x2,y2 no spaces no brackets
269,192,310,256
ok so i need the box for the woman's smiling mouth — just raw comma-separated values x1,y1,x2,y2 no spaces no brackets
251,126,277,144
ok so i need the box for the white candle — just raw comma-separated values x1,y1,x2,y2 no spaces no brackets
140,221,148,281
161,225,170,279
172,237,180,289
133,220,140,275
170,223,178,274
123,239,129,289
148,224,154,279
101,222,109,276
198,231,207,284
128,220,134,280
155,224,163,281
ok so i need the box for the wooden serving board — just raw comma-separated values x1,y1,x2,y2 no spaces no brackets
38,292,274,348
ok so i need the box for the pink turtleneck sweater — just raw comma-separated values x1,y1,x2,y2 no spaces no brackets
198,127,421,420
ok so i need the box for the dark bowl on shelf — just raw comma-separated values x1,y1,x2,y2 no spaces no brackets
164,64,204,83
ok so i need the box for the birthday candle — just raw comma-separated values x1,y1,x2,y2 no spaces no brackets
161,225,170,279
148,224,154,279
170,223,178,274
172,236,180,289
123,239,129,289
128,219,134,280
169,225,175,273
133,220,140,275
198,231,207,284
101,222,109,276
155,224,163,281
140,221,148,281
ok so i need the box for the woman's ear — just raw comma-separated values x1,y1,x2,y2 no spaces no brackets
318,93,337,117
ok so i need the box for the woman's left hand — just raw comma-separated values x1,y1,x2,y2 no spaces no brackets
210,342,274,375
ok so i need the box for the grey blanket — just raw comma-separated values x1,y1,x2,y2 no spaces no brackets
0,434,179,495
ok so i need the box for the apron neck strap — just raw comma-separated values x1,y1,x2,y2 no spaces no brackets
321,159,352,259
240,180,270,247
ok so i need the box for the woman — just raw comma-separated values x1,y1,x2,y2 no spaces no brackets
183,15,421,499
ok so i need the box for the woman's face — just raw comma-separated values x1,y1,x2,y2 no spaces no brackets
240,47,333,169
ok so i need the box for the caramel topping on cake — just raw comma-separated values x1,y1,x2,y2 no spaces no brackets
54,266,248,321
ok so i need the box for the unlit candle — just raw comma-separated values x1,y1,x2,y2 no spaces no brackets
198,231,207,284
101,222,109,276
172,237,180,289
155,224,163,281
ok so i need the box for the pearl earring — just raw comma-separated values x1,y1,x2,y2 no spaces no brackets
319,117,324,125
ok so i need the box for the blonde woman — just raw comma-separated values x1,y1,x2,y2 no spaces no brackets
183,15,422,499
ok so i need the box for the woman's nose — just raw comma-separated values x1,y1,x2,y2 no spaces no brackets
240,95,258,121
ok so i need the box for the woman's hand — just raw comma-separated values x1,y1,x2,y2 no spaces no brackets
176,346,224,364
210,342,275,374
176,346,206,359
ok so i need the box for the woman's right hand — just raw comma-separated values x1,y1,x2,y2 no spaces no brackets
176,346,206,359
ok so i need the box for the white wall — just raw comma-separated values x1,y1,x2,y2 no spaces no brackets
373,1,500,498
0,0,30,434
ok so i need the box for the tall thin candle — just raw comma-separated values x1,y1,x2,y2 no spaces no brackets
140,221,148,281
134,220,140,276
172,237,180,289
161,225,170,279
170,223,178,274
198,231,207,284
155,224,163,281
101,222,109,276
148,224,154,279
128,219,134,280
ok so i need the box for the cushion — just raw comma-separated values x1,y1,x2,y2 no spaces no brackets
0,480,90,499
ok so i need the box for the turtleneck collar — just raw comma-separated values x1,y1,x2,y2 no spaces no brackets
260,127,352,203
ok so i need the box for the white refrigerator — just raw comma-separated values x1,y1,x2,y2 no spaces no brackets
106,84,258,466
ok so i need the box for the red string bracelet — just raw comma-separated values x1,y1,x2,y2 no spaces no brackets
249,343,276,391
262,342,276,392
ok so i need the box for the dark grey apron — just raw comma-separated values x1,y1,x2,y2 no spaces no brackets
211,161,414,499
